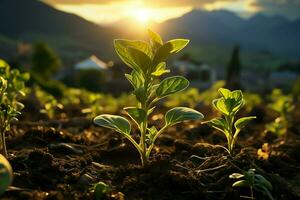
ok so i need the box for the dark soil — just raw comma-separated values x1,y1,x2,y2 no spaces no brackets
1,106,300,200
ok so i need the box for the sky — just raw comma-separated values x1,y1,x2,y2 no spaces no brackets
44,0,300,25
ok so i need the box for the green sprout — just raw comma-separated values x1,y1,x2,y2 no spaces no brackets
207,88,256,154
34,86,63,119
0,60,29,158
265,89,294,141
0,153,13,196
229,169,274,200
92,181,109,200
94,30,204,166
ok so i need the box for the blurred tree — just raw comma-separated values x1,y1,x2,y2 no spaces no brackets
74,69,106,92
226,45,241,90
292,76,300,101
31,42,61,80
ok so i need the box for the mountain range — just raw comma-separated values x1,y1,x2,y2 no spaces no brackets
0,0,299,66
158,9,300,57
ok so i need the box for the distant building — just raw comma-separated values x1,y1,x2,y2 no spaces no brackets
74,55,113,80
75,55,112,71
269,71,299,89
172,60,217,89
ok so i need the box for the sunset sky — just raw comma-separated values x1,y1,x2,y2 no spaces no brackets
44,0,300,25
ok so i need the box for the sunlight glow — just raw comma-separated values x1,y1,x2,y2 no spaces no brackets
55,2,191,25
135,9,151,24
205,0,260,15
49,0,261,25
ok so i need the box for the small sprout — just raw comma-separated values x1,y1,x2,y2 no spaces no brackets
230,169,274,200
206,88,256,154
257,143,271,161
265,89,294,141
0,60,29,157
94,30,204,166
93,181,109,200
0,154,13,196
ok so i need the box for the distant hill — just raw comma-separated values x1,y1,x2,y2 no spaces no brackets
0,0,116,62
157,9,300,57
0,0,299,67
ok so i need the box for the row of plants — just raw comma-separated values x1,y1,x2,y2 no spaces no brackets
0,59,28,195
93,31,274,199
0,31,294,199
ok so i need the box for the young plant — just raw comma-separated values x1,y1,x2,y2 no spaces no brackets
0,153,13,195
207,88,256,154
92,181,109,200
94,30,204,166
0,60,29,158
34,86,63,119
265,89,294,141
229,169,273,200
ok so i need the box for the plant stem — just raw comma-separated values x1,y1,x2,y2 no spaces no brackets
139,76,150,167
140,120,148,167
0,129,7,158
140,151,148,167
250,186,254,200
146,125,168,158
225,114,235,154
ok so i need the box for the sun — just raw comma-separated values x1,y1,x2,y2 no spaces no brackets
135,9,151,24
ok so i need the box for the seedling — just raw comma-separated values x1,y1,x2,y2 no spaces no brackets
0,60,29,158
92,181,109,200
94,30,204,166
229,169,274,200
265,89,294,141
207,88,256,154
0,153,13,195
35,86,63,119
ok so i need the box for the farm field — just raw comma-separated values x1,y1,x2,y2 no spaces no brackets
1,1,300,199
1,88,300,200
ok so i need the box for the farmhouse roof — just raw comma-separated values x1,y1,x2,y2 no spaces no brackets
75,55,108,70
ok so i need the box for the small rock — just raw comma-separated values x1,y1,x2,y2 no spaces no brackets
174,139,192,152
78,173,95,185
49,143,84,154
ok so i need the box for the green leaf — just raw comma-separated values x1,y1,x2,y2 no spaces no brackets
21,72,30,81
231,90,243,101
148,29,163,50
156,76,189,98
215,98,230,115
134,87,147,103
127,47,152,74
255,174,273,190
213,96,244,116
218,88,231,98
147,126,158,144
216,88,244,114
153,39,189,65
218,88,243,101
148,29,163,45
229,173,245,179
147,106,156,115
114,40,152,71
93,181,109,200
208,118,228,134
232,180,250,187
165,107,204,126
151,62,170,76
114,40,139,70
234,116,256,132
125,70,144,89
94,114,131,135
124,107,146,127
0,154,13,195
